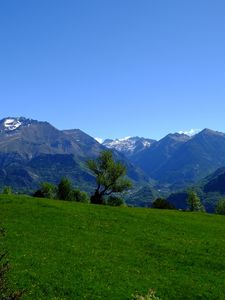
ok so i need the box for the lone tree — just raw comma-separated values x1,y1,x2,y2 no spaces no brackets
187,190,205,212
87,150,132,204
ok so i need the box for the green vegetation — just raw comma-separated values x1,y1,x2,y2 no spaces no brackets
215,198,225,215
87,150,132,204
151,198,174,210
33,178,90,203
132,289,161,300
107,196,124,207
2,186,12,195
187,190,205,212
0,194,225,299
0,227,23,299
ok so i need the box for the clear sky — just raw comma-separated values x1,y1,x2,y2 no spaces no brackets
0,0,225,140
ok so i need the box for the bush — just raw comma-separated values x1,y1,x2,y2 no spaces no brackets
215,199,225,215
57,178,73,201
107,196,124,206
33,179,90,204
2,186,12,195
69,189,90,203
33,182,57,199
152,198,174,209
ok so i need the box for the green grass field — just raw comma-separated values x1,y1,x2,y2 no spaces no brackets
0,195,225,300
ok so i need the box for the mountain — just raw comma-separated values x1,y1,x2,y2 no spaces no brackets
132,129,225,189
0,117,150,193
103,136,156,158
202,167,225,194
166,166,225,212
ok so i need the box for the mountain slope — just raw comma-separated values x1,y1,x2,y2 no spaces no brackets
132,133,190,185
103,136,156,158
0,117,150,193
133,129,225,189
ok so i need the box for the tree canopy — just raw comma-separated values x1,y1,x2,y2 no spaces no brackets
187,190,205,212
87,150,132,204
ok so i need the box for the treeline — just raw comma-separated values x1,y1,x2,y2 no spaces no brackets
152,190,225,215
33,178,89,203
1,149,225,214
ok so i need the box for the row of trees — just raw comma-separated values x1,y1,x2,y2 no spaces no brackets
152,190,225,215
2,150,225,213
33,178,90,203
33,150,132,206
152,191,205,212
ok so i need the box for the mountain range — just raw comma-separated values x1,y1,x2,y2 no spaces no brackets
1,117,225,210
0,117,147,193
104,129,225,191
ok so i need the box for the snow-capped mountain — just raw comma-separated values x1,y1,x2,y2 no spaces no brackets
0,117,148,192
103,136,156,157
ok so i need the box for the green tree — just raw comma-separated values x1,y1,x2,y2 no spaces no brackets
107,196,124,207
215,199,225,215
87,150,132,204
187,190,205,212
2,186,12,195
152,198,175,209
33,182,57,199
69,189,90,203
57,178,73,201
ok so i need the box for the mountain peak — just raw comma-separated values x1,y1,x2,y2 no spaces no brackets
163,132,191,142
0,117,36,132
103,136,156,157
198,128,225,137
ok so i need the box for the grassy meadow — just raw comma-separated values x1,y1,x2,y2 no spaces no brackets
0,195,225,299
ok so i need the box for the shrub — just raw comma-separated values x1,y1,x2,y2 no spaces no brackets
69,189,90,203
215,198,225,215
107,196,124,206
33,182,57,199
152,198,174,209
2,186,12,195
57,178,73,201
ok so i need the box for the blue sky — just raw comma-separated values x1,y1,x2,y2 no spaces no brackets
0,0,225,140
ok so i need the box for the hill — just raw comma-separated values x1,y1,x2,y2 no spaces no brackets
1,195,225,299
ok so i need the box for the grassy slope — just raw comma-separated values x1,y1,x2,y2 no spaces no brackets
0,195,225,300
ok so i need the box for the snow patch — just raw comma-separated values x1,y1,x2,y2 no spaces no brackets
178,129,201,136
95,137,104,144
103,137,153,155
4,119,22,131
